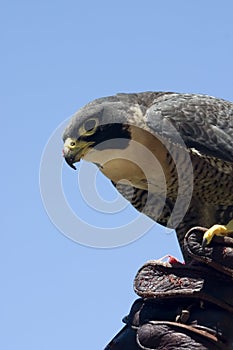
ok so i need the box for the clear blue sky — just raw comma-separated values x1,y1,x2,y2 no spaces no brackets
1,1,233,349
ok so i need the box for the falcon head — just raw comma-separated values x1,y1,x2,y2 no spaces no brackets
62,95,145,170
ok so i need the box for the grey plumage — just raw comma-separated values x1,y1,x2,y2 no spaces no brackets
145,93,233,162
63,92,233,260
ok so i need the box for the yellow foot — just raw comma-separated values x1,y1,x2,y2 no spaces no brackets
202,219,233,247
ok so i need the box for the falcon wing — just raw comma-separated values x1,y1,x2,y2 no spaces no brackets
146,93,233,162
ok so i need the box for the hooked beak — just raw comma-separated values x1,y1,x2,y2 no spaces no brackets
62,146,78,170
64,155,77,170
63,138,95,170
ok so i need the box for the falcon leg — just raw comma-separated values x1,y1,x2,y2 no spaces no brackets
202,219,233,247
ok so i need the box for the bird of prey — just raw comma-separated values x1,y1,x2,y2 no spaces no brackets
62,92,233,259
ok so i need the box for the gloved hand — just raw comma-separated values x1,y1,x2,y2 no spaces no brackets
104,228,233,350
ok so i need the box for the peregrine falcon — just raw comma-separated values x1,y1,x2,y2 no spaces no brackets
62,92,233,258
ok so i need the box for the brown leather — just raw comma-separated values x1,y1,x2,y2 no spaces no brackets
104,228,233,349
184,227,233,277
134,260,233,313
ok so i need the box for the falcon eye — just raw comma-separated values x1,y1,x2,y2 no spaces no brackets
70,141,76,146
84,119,97,131
79,118,99,136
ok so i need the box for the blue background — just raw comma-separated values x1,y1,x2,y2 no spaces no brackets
2,1,233,349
